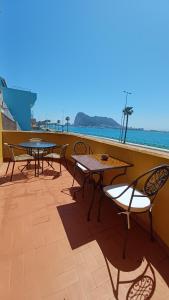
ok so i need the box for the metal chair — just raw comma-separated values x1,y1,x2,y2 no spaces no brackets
98,164,169,258
4,143,35,181
43,144,69,174
72,141,93,197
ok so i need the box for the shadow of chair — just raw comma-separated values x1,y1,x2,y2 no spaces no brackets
97,164,169,258
57,196,160,299
56,161,169,299
4,143,35,181
43,144,69,174
104,255,156,300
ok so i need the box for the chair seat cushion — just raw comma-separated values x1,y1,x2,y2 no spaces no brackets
44,153,61,159
103,184,151,212
32,150,47,156
76,162,88,172
14,154,34,161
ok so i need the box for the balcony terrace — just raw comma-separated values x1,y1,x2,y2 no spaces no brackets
0,130,169,299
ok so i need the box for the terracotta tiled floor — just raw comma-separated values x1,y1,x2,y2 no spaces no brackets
0,161,169,300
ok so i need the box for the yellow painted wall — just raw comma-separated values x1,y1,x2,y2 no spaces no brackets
0,112,3,163
2,130,169,250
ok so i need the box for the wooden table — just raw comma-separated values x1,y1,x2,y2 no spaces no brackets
71,154,133,220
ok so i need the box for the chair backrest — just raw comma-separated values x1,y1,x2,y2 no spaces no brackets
135,165,169,198
73,141,92,155
4,143,15,161
60,144,69,158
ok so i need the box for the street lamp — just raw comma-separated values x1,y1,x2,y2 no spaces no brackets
119,91,132,142
123,91,132,107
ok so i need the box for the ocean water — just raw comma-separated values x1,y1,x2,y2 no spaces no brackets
49,125,169,151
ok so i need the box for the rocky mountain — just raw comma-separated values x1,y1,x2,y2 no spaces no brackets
74,112,121,128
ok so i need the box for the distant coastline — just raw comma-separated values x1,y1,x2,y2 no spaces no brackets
46,124,169,151
73,126,169,133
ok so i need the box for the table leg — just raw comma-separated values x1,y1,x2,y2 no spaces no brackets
87,172,103,221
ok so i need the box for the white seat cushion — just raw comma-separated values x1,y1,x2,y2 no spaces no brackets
14,154,34,161
32,150,46,156
103,184,151,213
44,153,61,159
76,162,88,173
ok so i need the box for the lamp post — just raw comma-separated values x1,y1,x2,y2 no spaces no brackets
57,119,61,131
120,91,132,142
123,90,132,107
65,116,70,132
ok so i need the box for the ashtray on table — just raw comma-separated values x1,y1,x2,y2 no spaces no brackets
101,154,109,161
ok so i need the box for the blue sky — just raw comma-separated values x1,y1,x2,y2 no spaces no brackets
0,0,169,130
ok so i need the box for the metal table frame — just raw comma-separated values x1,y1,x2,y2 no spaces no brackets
19,141,59,176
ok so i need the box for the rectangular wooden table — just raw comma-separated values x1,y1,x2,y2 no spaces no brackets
71,154,133,220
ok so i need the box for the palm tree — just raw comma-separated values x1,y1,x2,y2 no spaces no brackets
123,106,133,143
65,116,70,132
57,119,61,131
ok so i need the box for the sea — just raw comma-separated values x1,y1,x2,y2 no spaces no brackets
48,125,169,151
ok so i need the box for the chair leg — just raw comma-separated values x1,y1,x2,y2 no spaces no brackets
47,161,55,170
122,212,130,259
5,161,11,175
72,165,76,187
82,176,87,199
37,151,40,177
59,161,62,174
10,161,15,181
35,158,37,176
123,226,129,259
149,210,154,241
97,192,104,222
87,181,96,221
20,161,31,172
64,158,68,170
42,159,44,173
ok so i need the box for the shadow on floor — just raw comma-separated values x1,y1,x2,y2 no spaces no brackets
0,161,66,184
57,177,169,300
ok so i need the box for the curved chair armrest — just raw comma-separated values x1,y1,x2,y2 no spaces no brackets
46,146,57,154
106,179,138,200
4,143,29,161
5,143,28,152
108,164,169,201
11,144,27,151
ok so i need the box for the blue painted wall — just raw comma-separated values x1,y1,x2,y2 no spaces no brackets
1,88,37,131
0,77,37,131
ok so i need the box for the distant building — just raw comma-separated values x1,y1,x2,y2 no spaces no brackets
0,76,37,131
